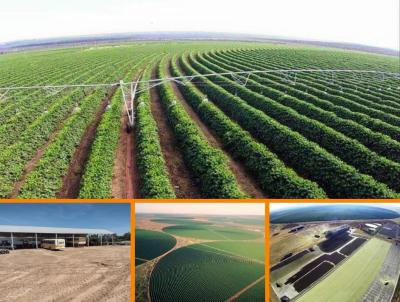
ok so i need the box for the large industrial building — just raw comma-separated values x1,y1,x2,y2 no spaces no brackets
0,225,114,249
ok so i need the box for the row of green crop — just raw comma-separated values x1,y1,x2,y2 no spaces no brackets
156,57,246,198
85,57,159,199
205,51,400,164
0,53,104,117
0,58,117,150
134,66,176,198
170,57,326,198
225,51,400,127
265,54,400,109
216,50,400,142
243,49,400,111
243,48,400,106
0,56,133,198
266,48,400,101
181,54,397,198
15,57,141,198
18,89,109,198
78,89,124,198
0,89,87,197
194,52,400,192
78,54,171,198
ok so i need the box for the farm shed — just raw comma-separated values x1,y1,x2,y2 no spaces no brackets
289,225,305,233
0,225,114,250
363,223,381,234
325,225,350,238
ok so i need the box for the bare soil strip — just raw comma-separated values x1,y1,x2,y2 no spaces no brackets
57,86,118,198
149,68,201,198
112,73,142,199
172,60,266,198
225,275,265,302
112,112,131,198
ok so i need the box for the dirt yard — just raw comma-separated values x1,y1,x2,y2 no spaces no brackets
0,246,130,302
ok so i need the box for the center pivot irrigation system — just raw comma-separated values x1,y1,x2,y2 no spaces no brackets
0,68,399,129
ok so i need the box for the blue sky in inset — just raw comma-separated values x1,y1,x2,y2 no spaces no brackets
0,203,130,235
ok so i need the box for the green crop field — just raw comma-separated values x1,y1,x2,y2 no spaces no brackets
0,42,399,198
158,217,262,240
297,238,391,302
235,280,265,302
135,229,176,265
201,241,265,262
149,243,265,302
151,218,213,226
270,204,400,223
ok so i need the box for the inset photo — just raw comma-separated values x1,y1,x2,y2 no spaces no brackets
269,202,400,302
0,203,131,302
135,202,265,302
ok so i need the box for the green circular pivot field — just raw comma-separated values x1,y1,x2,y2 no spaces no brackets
135,229,176,266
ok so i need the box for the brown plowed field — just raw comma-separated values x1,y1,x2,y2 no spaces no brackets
0,246,130,302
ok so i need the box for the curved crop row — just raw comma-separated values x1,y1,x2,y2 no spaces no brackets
135,66,176,198
18,88,109,198
220,50,400,128
150,244,264,302
79,55,156,198
170,57,326,198
195,52,400,192
180,54,397,198
0,58,116,150
156,57,246,198
217,50,400,141
205,51,400,163
244,49,400,108
0,56,140,197
135,229,176,264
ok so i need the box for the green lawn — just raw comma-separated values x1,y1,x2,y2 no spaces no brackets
297,238,391,302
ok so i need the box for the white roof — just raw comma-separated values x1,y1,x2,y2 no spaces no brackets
365,223,378,229
0,225,113,235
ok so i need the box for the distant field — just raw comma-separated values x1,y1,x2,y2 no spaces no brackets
162,220,262,240
297,238,391,302
270,205,400,223
149,243,264,302
207,216,265,226
152,218,213,226
135,229,176,265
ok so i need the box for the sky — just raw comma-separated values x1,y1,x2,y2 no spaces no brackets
136,203,265,216
0,0,398,50
270,203,400,213
0,204,130,235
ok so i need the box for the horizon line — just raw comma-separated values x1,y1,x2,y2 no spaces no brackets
1,30,398,53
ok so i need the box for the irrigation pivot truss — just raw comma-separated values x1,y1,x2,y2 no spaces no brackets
1,68,399,128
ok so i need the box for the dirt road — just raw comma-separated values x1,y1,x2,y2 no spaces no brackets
0,246,130,302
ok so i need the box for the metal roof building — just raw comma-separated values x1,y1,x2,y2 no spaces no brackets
0,225,114,250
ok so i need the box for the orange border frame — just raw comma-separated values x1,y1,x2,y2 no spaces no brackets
2,198,399,302
134,199,267,301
